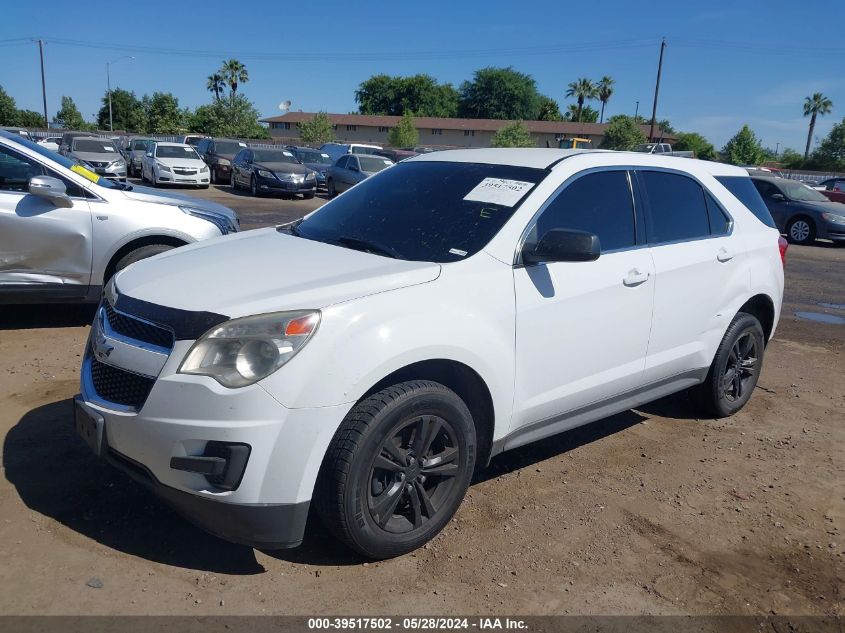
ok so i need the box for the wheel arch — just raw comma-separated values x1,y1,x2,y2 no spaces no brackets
103,234,189,284
737,293,776,343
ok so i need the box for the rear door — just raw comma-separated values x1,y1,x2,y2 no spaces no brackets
752,179,790,230
0,144,93,297
335,155,352,191
637,169,748,384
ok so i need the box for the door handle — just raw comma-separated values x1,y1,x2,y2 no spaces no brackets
717,247,734,262
623,269,650,287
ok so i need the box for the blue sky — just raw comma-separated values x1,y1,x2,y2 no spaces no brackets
2,0,843,151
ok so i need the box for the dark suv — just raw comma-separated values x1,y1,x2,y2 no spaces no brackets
751,175,845,245
196,138,248,185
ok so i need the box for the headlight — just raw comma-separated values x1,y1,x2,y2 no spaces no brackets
200,166,209,173
156,161,172,172
257,169,275,178
178,311,320,388
217,158,231,167
305,172,316,180
179,205,238,235
821,212,845,224
108,159,126,169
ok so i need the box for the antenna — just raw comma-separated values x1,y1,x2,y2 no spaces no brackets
278,100,291,112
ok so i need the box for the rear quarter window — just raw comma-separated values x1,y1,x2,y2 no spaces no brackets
716,176,777,229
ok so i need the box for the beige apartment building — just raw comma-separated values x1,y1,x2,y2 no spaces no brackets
261,112,673,149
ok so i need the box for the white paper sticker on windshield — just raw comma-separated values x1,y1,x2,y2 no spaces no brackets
239,142,247,147
463,178,533,207
383,160,392,165
104,146,115,152
449,248,468,257
321,153,330,158
184,147,194,152
283,151,293,156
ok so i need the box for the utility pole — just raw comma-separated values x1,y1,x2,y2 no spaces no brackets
36,39,48,128
634,101,639,120
775,142,781,156
648,38,666,142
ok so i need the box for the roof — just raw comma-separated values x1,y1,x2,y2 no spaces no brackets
408,148,598,169
261,112,671,139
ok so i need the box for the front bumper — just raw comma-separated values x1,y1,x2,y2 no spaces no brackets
156,168,210,185
819,218,845,241
93,165,127,181
256,174,317,195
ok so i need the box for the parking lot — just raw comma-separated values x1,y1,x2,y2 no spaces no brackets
0,181,842,616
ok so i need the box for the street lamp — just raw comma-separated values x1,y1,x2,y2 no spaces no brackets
107,55,134,132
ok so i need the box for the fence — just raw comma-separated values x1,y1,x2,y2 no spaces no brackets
778,169,845,184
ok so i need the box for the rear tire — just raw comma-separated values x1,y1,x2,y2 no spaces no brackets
230,171,237,190
786,216,816,245
327,179,336,198
250,175,259,197
113,244,175,275
210,166,218,185
316,381,476,559
694,312,765,418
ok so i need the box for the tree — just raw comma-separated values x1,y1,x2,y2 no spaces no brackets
298,111,335,145
812,117,845,170
387,110,419,147
0,85,18,125
458,67,541,120
97,88,145,131
599,115,646,150
490,121,534,148
673,131,716,160
188,94,269,138
656,119,676,135
778,148,805,169
537,96,563,121
721,125,764,165
16,110,45,127
565,78,597,123
145,92,183,134
220,59,249,103
355,74,458,117
596,76,614,123
803,92,833,159
563,104,598,123
206,73,225,102
53,96,87,130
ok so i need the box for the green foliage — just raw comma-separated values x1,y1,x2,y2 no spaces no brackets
490,121,535,148
599,115,646,150
803,92,834,158
220,59,249,103
597,76,614,123
387,111,419,147
657,119,676,134
458,67,541,120
0,85,18,125
53,96,88,130
356,74,459,117
298,111,335,145
777,148,805,169
674,132,716,160
565,78,597,122
145,92,183,134
564,104,598,123
188,94,269,139
16,110,45,127
812,117,845,170
721,125,765,165
206,73,225,101
97,88,146,131
537,96,563,121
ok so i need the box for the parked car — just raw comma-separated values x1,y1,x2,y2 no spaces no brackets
67,136,127,181
231,147,316,198
122,137,155,177
141,142,210,188
326,153,393,198
58,131,94,156
815,177,845,204
36,136,61,152
633,143,695,158
176,134,206,148
196,138,248,185
0,130,238,304
74,148,784,558
0,126,33,141
751,175,845,245
286,146,333,189
319,142,383,162
373,148,419,163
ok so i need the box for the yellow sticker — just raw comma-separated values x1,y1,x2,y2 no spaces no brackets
71,164,100,183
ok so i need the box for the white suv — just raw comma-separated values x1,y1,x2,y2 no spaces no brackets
75,149,785,558
0,130,238,303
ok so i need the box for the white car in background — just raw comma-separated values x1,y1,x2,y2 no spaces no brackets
37,136,61,151
141,142,210,188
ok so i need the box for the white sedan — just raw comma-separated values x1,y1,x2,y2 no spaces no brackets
141,142,210,188
37,136,61,152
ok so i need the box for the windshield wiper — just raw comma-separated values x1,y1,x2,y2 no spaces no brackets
335,236,402,259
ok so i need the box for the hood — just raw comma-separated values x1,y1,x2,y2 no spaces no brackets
114,228,441,318
73,151,122,163
154,156,207,168
792,199,845,213
256,161,310,175
120,185,237,222
303,162,329,172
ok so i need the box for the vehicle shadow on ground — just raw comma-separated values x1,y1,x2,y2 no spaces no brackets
0,304,96,330
4,399,266,574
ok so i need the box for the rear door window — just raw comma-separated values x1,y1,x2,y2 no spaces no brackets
639,170,710,244
704,192,731,235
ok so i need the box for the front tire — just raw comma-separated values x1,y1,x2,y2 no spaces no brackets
250,175,258,197
210,166,218,185
316,381,476,559
694,312,765,418
327,178,336,198
786,216,816,245
113,244,175,276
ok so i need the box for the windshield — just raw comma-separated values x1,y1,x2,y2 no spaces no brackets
297,150,332,165
252,149,298,163
293,161,546,262
6,134,120,189
358,156,393,172
779,179,829,202
131,139,152,150
73,139,117,153
216,141,246,155
156,145,200,159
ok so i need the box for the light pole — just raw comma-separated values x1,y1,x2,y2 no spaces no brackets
634,101,639,120
107,55,134,132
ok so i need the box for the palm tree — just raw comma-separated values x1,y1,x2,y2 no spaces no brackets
803,92,833,159
565,78,597,123
220,59,249,103
597,76,615,123
206,73,224,101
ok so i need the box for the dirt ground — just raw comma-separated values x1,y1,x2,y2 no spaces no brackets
0,183,842,616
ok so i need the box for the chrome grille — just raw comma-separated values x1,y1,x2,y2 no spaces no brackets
88,356,155,409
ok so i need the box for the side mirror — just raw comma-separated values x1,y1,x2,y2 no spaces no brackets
29,175,73,208
522,228,601,265
770,193,786,202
